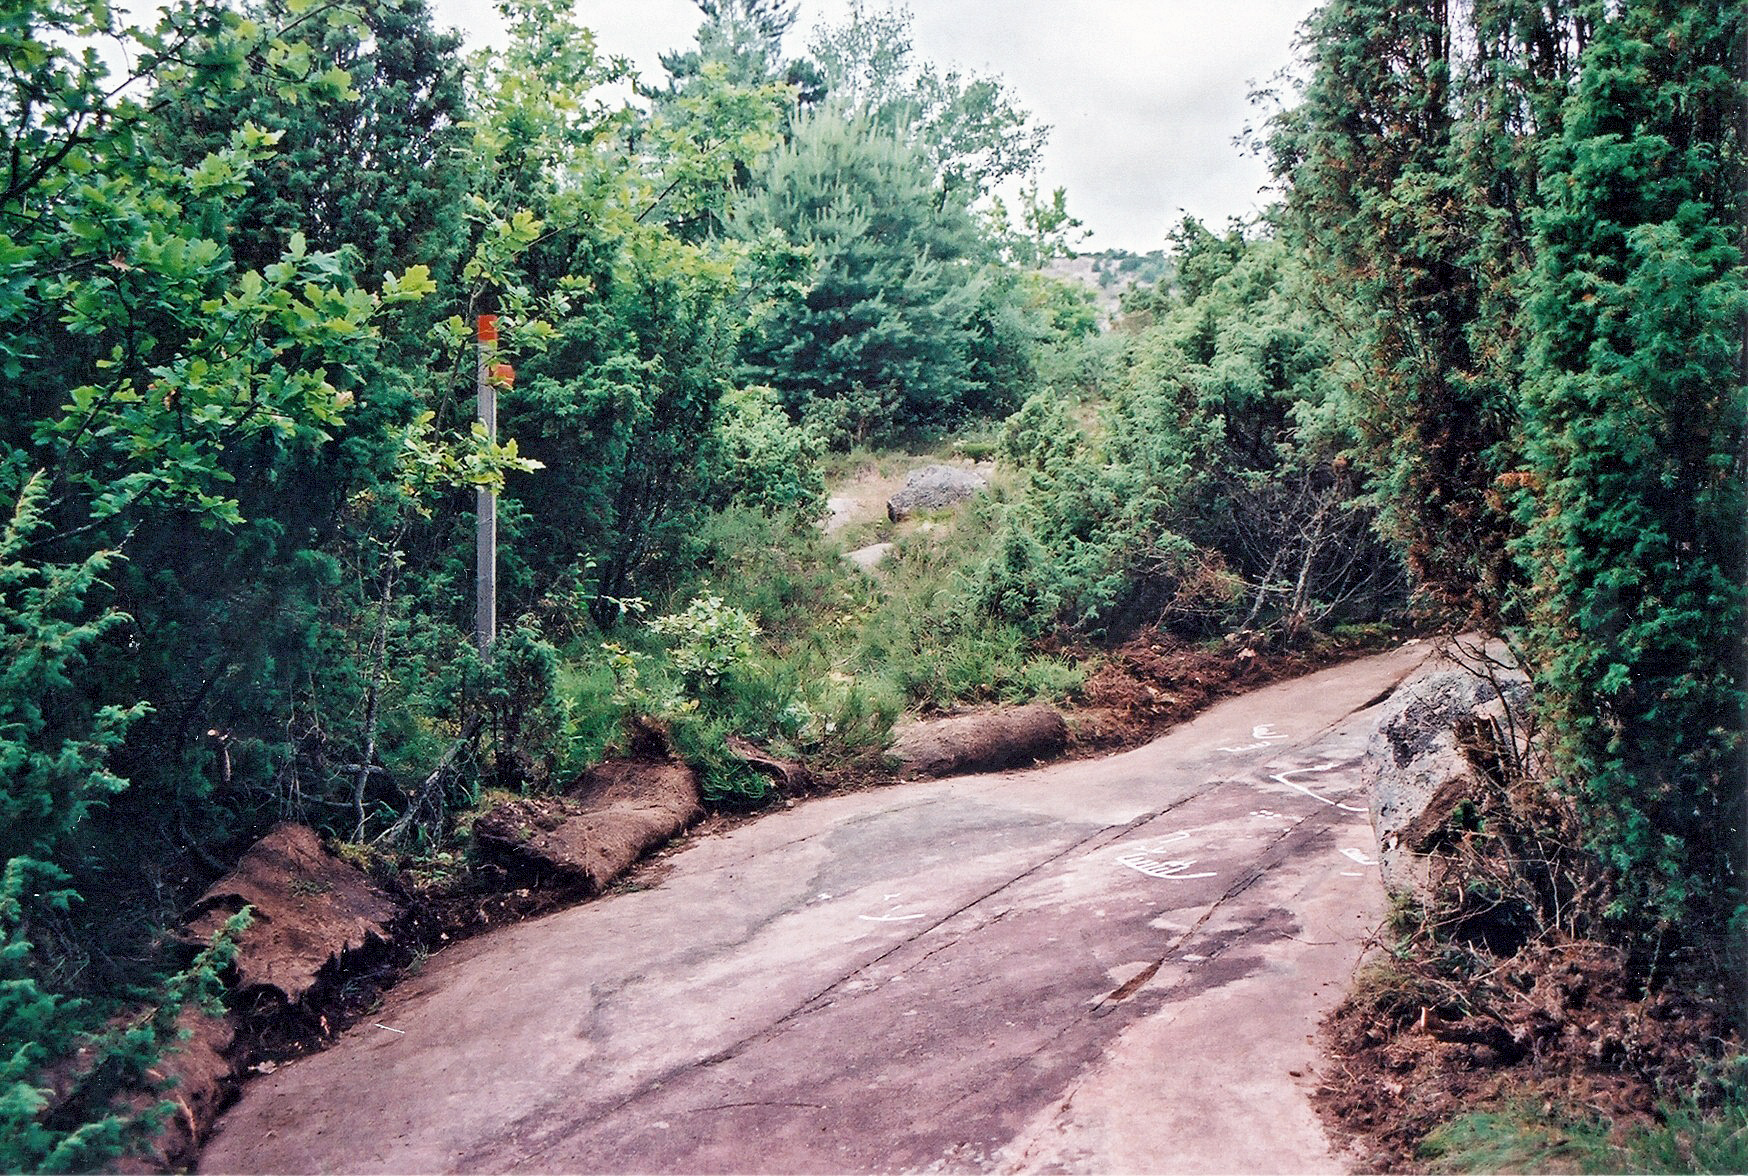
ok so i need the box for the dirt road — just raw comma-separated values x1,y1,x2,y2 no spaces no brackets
201,642,1436,1174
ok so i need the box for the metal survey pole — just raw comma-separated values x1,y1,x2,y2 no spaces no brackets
475,314,498,659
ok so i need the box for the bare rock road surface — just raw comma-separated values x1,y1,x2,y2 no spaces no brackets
201,642,1437,1174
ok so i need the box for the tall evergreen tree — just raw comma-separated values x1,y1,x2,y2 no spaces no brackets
1518,0,1746,947
735,111,990,437
151,0,471,284
1273,0,1518,623
660,0,800,89
804,3,1047,206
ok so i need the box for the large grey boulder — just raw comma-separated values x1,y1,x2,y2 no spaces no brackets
886,464,988,520
1362,668,1531,902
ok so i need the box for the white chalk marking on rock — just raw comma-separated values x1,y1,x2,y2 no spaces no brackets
1270,764,1367,813
1220,723,1291,753
1115,852,1216,880
1142,831,1191,846
1111,832,1214,879
861,893,927,922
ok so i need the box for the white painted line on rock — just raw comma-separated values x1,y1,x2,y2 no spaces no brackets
1269,764,1367,813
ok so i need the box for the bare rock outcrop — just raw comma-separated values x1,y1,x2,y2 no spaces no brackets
886,464,987,520
845,541,894,572
888,704,1069,779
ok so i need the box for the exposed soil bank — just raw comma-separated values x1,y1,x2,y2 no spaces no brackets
1310,651,1741,1171
1315,938,1739,1172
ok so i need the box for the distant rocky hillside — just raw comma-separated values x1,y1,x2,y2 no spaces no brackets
1044,249,1172,320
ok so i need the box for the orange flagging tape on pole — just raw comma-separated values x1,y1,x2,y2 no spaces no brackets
477,314,498,343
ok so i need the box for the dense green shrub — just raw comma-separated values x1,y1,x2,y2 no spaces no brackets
0,482,255,1171
978,224,1397,643
735,111,990,436
1270,0,1744,962
706,387,827,517
1515,0,1745,942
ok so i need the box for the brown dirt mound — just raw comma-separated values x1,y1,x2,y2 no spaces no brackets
472,758,703,895
1315,938,1739,1171
1069,631,1369,750
112,1009,235,1173
103,825,408,1173
888,703,1068,778
182,823,400,1006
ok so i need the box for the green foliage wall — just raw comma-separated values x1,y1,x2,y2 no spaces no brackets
1272,0,1534,624
1277,0,1745,956
981,223,1399,641
1516,0,1745,942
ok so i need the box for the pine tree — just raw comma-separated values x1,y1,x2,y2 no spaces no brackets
735,112,989,437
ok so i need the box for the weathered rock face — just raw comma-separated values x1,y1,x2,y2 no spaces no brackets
1362,669,1532,902
472,758,703,894
845,541,894,572
182,823,400,1006
887,704,1069,779
886,464,988,520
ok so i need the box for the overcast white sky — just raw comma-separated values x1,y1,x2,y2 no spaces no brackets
428,1,1318,252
